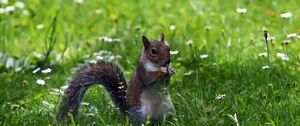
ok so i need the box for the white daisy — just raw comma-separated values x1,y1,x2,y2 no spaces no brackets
280,12,292,19
37,79,45,86
1,0,8,4
74,0,83,4
258,52,268,57
186,39,193,46
5,6,15,13
170,50,179,55
262,65,270,70
169,25,176,31
236,7,247,14
215,94,226,100
0,8,5,14
287,33,297,38
36,24,44,30
200,54,208,59
41,68,52,74
283,40,291,44
276,52,289,61
15,1,25,9
32,67,40,74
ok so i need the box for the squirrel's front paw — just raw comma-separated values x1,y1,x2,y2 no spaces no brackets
160,67,175,75
167,67,175,75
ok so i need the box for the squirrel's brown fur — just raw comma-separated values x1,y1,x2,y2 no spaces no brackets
56,33,175,124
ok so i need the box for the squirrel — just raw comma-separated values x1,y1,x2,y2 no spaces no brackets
56,33,176,124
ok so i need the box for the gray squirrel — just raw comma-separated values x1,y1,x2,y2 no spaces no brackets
56,33,175,124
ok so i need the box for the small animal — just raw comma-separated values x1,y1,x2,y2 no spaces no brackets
56,33,175,124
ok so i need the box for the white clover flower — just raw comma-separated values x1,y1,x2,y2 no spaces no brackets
36,24,44,30
287,33,297,38
41,68,52,74
0,8,5,14
32,67,40,74
170,50,179,55
276,52,289,61
169,25,176,31
215,94,226,100
74,0,83,4
236,7,247,14
37,79,46,86
258,52,268,57
280,12,292,19
200,54,208,59
15,1,25,9
5,6,15,13
185,39,193,46
262,65,270,70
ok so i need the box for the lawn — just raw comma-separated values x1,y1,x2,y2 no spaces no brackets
1,0,300,125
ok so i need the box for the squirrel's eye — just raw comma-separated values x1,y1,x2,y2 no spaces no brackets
151,48,158,55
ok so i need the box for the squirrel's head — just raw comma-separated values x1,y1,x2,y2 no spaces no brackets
142,33,171,67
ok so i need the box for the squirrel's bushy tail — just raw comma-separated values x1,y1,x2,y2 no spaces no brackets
56,61,128,120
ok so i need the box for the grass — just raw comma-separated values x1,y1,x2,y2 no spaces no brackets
1,0,300,125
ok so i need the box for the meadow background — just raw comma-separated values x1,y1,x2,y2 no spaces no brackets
1,0,300,125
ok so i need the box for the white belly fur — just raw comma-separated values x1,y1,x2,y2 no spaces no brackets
139,84,174,120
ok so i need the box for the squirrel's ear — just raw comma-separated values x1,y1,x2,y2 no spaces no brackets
160,33,164,43
142,36,150,50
